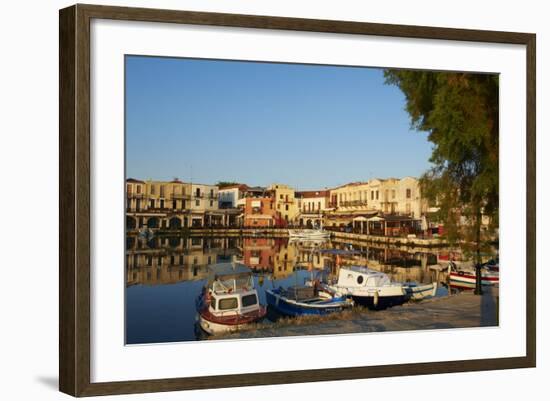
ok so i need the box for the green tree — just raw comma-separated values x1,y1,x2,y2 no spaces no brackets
216,181,240,188
384,70,499,263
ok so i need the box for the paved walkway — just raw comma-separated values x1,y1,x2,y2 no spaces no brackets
213,287,499,340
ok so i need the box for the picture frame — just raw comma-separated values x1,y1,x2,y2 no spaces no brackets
59,3,536,397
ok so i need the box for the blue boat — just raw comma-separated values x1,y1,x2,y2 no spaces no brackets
266,285,353,316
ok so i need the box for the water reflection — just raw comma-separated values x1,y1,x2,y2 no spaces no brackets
126,235,462,344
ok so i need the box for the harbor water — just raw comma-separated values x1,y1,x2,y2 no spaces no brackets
126,234,487,344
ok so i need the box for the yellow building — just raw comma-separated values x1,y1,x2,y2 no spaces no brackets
326,177,427,227
268,183,300,226
126,178,235,229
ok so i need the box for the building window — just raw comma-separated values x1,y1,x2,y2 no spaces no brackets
210,200,214,207
160,185,165,197
150,185,155,195
285,204,289,211
136,185,141,194
280,194,283,200
371,191,374,200
127,184,132,194
172,200,177,209
210,189,214,198
196,188,201,197
160,199,165,209
406,188,412,198
195,199,200,207
376,191,379,200
149,200,154,208
392,190,396,199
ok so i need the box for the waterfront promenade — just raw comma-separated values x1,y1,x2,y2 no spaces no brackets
211,287,499,340
130,228,448,247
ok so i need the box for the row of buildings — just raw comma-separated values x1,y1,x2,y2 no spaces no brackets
126,176,431,234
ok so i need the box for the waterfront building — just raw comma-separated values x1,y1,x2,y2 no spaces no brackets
296,190,330,228
126,178,241,229
326,177,427,228
242,196,278,227
126,178,192,230
268,183,300,226
189,183,223,227
218,184,249,209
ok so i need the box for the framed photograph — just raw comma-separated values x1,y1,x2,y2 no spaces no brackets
59,4,536,397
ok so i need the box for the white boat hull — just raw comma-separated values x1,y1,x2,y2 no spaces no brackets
405,282,438,300
449,271,499,286
327,283,407,308
288,229,330,240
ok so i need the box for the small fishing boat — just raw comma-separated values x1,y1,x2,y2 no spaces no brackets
266,285,353,316
196,263,266,335
325,266,409,309
447,262,499,286
288,228,331,240
403,282,438,300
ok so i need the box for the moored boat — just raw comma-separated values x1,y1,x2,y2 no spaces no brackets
288,228,331,240
447,262,499,286
403,282,438,300
266,285,353,316
325,265,409,309
196,263,266,335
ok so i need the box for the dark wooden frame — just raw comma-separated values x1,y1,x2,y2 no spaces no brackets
59,3,536,397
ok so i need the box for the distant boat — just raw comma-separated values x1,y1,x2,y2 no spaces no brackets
266,285,353,316
288,229,331,240
447,262,499,286
196,263,266,335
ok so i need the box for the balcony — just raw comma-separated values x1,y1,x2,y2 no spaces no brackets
127,193,146,199
339,200,368,207
171,193,191,200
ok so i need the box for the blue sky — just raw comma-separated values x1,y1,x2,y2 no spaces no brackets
125,56,433,190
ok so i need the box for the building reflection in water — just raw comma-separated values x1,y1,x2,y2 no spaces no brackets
126,234,452,287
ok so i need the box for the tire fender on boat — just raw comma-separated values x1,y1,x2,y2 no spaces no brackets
373,291,379,307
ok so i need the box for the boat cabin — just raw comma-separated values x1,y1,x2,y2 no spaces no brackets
205,262,261,316
208,289,259,316
336,266,391,288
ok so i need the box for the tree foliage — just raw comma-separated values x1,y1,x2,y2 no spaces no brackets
216,181,241,188
384,70,499,260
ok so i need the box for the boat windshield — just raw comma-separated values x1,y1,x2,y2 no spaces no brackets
241,294,258,307
218,297,238,310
